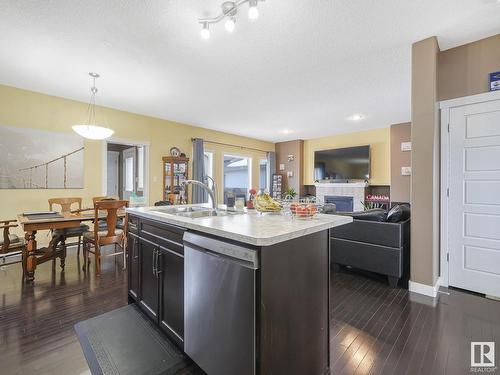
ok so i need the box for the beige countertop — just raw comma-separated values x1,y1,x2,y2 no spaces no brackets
127,204,352,246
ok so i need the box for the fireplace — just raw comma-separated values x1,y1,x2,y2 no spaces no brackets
325,196,353,212
314,182,367,212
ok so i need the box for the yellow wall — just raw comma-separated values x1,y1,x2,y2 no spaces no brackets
0,84,274,239
303,127,391,185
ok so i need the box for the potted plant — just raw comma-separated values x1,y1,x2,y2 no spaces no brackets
284,187,297,200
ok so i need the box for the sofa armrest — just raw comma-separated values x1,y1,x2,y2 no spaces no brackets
330,218,410,248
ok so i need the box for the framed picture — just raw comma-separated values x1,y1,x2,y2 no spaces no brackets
0,125,84,189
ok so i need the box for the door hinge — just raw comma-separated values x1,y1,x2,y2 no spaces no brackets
446,253,449,262
446,188,449,197
447,123,450,132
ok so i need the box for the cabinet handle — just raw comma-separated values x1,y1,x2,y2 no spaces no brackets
133,238,139,259
156,251,162,276
152,248,157,276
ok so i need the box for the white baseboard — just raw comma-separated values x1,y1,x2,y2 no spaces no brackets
409,277,441,298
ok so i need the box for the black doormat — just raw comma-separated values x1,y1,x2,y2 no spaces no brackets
75,304,192,375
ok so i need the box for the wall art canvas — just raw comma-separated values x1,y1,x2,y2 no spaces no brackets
0,125,84,189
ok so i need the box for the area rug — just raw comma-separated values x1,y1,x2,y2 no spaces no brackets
74,304,191,375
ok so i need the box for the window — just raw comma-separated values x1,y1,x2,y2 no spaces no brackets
259,159,268,193
223,154,251,203
204,151,214,180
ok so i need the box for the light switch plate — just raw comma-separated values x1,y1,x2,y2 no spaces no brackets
401,142,412,151
279,163,285,171
401,166,412,176
287,171,293,177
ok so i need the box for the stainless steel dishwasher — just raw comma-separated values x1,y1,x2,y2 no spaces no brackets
183,232,258,375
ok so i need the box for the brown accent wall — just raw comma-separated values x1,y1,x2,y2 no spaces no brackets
390,123,411,203
411,37,440,287
275,140,304,196
438,33,500,101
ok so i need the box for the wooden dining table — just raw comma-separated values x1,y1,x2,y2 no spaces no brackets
17,209,126,282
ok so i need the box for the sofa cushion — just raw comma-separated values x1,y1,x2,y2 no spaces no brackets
343,208,387,222
386,204,410,223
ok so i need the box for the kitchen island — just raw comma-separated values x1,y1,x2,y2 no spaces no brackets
126,205,352,375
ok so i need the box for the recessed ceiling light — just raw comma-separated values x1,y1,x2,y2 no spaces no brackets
348,114,365,121
281,129,293,135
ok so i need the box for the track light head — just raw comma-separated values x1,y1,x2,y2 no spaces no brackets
201,22,210,39
248,0,259,20
225,16,236,33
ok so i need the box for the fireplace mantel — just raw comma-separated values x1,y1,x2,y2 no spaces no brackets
313,182,368,188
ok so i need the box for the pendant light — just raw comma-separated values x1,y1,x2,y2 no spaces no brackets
72,73,114,140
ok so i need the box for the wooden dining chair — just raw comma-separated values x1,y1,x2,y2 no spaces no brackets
0,219,26,268
92,196,119,204
48,197,89,260
92,196,124,230
82,200,129,275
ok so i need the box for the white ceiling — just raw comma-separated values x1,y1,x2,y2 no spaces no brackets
1,1,499,142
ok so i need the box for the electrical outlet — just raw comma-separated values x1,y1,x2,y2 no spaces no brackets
401,142,412,151
401,166,411,176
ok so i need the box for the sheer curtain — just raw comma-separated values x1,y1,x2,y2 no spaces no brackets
192,138,207,204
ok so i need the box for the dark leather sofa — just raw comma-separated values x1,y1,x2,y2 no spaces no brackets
329,206,410,287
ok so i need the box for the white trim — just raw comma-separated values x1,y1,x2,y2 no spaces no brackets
440,90,500,109
439,106,450,288
409,277,441,298
313,182,368,188
101,137,151,205
438,91,500,289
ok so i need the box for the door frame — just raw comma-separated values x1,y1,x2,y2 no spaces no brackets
101,137,151,205
439,90,500,288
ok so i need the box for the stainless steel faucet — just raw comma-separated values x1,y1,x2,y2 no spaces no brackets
183,177,218,210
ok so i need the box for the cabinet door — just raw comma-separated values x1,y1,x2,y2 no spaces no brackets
127,233,140,301
139,239,159,321
159,247,184,347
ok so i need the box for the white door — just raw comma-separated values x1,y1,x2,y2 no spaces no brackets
448,98,500,297
122,147,136,201
107,151,119,197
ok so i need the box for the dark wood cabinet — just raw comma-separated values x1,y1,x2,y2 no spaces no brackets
159,247,184,346
127,232,140,301
127,215,185,348
139,238,159,321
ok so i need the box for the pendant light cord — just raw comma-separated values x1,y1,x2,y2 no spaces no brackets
86,74,98,125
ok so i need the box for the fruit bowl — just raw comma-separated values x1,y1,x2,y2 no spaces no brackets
253,193,283,214
289,200,322,219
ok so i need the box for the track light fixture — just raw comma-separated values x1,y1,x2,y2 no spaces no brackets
198,0,265,39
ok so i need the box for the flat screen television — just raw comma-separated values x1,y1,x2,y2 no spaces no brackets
314,145,370,181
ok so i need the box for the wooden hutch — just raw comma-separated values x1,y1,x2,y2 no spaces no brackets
162,156,189,204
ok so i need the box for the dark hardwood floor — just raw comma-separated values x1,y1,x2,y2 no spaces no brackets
0,247,128,375
330,269,500,375
1,248,499,375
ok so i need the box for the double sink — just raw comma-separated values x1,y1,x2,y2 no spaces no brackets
151,205,244,219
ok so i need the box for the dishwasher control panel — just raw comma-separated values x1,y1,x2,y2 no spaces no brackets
183,231,258,268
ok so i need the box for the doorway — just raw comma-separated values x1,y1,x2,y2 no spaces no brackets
104,140,149,205
441,91,500,298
